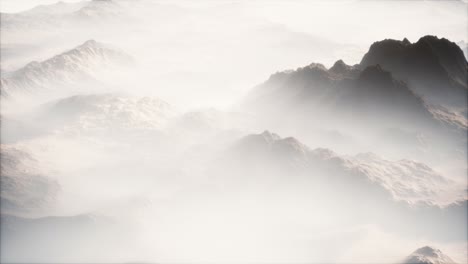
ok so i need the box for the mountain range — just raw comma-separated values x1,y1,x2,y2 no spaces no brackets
0,40,133,107
361,36,467,109
210,130,467,242
0,1,466,260
0,40,131,100
223,131,464,206
245,36,467,131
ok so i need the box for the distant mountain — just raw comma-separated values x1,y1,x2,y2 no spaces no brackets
244,61,447,132
212,131,467,240
360,36,467,109
403,246,457,264
222,131,462,206
242,37,468,158
23,1,88,15
0,40,132,99
0,145,59,216
34,93,176,133
245,35,467,120
73,0,122,19
0,0,123,30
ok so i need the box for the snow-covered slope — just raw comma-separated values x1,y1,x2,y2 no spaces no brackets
403,246,457,264
351,153,460,206
0,145,59,216
428,104,467,130
0,40,132,99
227,131,463,206
36,93,176,133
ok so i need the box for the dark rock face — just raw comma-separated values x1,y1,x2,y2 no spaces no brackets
244,35,468,137
360,36,467,108
347,65,432,121
245,61,437,132
328,59,360,78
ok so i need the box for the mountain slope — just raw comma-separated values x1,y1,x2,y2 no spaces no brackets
222,131,463,206
0,145,59,216
403,246,457,264
244,61,443,132
210,131,467,241
34,93,176,134
0,40,132,99
244,35,467,131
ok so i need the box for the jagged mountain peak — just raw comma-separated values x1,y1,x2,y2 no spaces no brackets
329,59,360,78
16,39,130,74
403,246,457,264
364,37,411,56
402,37,411,45
360,35,467,108
244,53,436,131
1,40,132,99
307,62,328,71
81,39,99,47
329,59,347,71
361,35,467,74
62,39,128,57
418,35,455,46
11,39,129,72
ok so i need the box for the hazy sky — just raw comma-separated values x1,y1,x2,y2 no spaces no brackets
2,0,466,45
0,0,82,12
2,0,468,13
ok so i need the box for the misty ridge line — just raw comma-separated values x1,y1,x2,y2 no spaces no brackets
2,35,464,262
